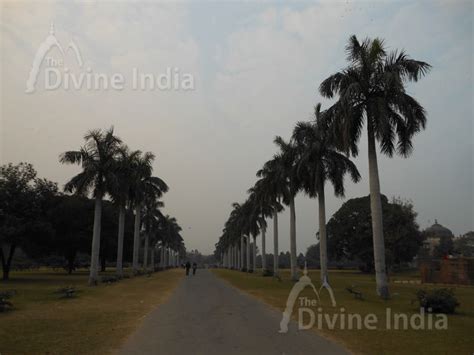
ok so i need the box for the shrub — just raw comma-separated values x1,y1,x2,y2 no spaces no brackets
0,290,15,312
56,286,77,298
415,288,460,314
262,269,273,277
101,275,119,284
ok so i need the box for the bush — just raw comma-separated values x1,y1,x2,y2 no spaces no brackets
55,286,77,298
101,275,119,284
415,288,460,314
0,290,15,312
262,269,273,277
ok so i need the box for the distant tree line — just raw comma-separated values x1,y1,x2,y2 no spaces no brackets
1,128,186,283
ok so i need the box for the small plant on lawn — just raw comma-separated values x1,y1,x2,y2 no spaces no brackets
101,275,120,284
0,290,15,312
262,269,273,277
415,288,460,314
56,286,78,298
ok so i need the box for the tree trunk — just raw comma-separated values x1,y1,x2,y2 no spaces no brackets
132,204,141,274
367,124,390,299
143,233,149,271
232,245,235,269
150,247,155,271
116,203,126,277
89,195,103,285
237,244,241,270
240,236,245,270
318,182,328,284
289,195,298,281
1,244,16,281
159,246,164,268
261,225,266,272
252,236,257,272
273,210,279,276
100,257,106,272
246,236,251,272
66,249,76,275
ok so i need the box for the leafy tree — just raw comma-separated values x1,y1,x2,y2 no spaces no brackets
297,253,305,268
0,163,57,280
320,35,430,298
327,195,423,272
305,244,321,268
47,195,93,274
434,235,454,258
454,232,474,257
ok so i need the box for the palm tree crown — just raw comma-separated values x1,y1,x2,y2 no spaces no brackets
320,35,431,157
60,127,122,197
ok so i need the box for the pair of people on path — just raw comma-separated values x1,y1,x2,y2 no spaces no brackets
185,262,197,276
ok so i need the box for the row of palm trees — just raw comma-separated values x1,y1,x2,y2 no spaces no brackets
215,35,430,299
60,127,185,285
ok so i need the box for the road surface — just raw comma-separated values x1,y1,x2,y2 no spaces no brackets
118,269,348,355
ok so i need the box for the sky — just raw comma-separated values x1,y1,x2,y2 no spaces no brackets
1,0,472,255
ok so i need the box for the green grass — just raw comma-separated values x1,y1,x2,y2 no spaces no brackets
213,268,474,355
0,268,183,354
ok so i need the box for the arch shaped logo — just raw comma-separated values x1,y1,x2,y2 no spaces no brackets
279,264,336,333
25,23,83,93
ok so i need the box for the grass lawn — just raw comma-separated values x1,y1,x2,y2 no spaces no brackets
213,268,474,355
0,268,183,354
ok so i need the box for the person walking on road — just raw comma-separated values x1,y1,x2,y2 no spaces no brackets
192,262,197,276
185,261,191,276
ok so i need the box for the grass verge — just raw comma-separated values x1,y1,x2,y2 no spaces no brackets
213,268,474,355
0,268,183,354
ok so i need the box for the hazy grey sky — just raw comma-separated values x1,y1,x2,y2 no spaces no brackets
1,0,472,254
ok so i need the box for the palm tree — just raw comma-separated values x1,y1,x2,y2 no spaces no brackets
257,160,286,277
248,180,274,273
109,147,141,277
292,103,360,284
129,152,168,274
60,127,122,285
142,197,164,271
320,35,430,298
273,136,300,281
159,215,183,268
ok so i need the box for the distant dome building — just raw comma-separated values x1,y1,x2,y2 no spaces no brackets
423,219,454,254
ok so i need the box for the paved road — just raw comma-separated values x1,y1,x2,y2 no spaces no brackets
118,269,348,355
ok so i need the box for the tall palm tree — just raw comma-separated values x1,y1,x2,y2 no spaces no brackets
60,127,122,285
142,197,164,271
129,152,168,274
320,35,430,298
109,147,141,277
257,160,286,277
273,136,300,281
159,214,183,268
248,180,274,273
292,103,360,284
